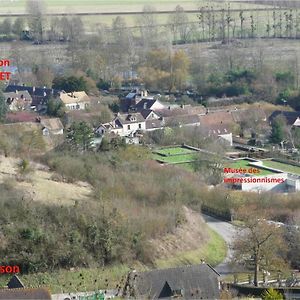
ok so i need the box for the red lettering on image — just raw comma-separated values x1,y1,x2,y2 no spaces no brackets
0,265,20,274
0,59,11,80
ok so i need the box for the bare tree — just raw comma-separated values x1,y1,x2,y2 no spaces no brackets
169,5,190,43
26,0,46,41
233,206,287,287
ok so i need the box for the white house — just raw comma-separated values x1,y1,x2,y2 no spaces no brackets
96,113,146,137
59,91,91,110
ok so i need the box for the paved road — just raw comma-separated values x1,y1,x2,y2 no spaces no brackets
202,214,239,275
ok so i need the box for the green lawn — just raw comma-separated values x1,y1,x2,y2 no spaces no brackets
0,264,133,294
263,160,300,175
153,153,196,164
155,228,227,269
0,229,225,294
155,147,197,156
225,159,276,176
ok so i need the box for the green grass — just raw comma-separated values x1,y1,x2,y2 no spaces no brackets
263,160,300,175
0,264,133,294
155,228,227,269
153,153,196,164
225,159,276,176
155,147,197,156
0,228,225,294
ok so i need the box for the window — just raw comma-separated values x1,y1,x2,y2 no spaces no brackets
138,123,142,129
127,125,130,130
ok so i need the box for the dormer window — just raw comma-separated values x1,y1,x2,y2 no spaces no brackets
130,116,137,122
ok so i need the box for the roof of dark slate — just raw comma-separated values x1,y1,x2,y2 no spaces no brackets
127,264,220,299
269,110,300,126
7,275,24,289
134,99,157,111
140,109,154,119
5,85,60,106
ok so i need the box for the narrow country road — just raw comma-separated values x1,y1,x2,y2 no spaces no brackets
202,214,238,275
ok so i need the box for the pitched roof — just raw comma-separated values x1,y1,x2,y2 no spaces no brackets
117,113,145,124
0,288,51,299
134,99,158,111
165,114,200,126
5,85,59,99
199,111,235,135
140,109,154,119
269,110,300,126
7,275,24,289
124,264,220,299
231,108,266,123
40,118,64,131
3,90,32,102
156,105,206,117
59,91,90,105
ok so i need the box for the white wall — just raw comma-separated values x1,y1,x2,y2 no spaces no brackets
65,102,89,110
242,173,288,192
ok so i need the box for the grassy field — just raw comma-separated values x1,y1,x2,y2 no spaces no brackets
263,160,300,175
0,264,133,294
224,159,276,176
155,146,197,156
155,228,227,269
0,0,267,13
153,153,196,163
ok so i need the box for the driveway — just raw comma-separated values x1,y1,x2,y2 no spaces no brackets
202,214,238,275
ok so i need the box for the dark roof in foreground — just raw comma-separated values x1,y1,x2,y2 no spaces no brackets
7,275,24,289
122,263,220,299
0,288,51,299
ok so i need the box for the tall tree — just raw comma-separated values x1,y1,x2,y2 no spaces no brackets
232,206,287,287
168,5,190,42
66,121,94,152
270,115,286,144
26,0,46,41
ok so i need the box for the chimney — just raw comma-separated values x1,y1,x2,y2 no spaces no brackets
33,86,35,93
143,102,147,109
15,89,18,94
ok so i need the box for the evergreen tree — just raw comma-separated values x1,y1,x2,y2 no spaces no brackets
270,118,284,144
66,121,94,152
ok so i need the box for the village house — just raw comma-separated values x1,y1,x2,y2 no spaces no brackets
121,89,164,113
59,91,91,110
5,85,60,112
120,263,220,299
3,112,64,136
3,91,32,111
39,118,64,135
199,111,236,146
96,112,146,137
269,111,300,127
